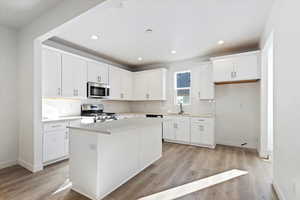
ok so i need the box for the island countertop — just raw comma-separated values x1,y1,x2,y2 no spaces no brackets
67,118,164,134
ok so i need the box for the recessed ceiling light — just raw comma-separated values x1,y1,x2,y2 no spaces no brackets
171,50,177,54
218,40,225,45
91,35,99,40
145,28,153,33
138,57,143,61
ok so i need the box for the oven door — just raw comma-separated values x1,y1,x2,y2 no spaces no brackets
87,82,110,98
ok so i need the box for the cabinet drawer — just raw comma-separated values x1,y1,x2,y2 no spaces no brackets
191,118,208,124
44,121,68,132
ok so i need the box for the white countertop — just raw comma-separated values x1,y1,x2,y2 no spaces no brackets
68,118,164,134
42,112,214,123
116,112,215,118
42,116,84,123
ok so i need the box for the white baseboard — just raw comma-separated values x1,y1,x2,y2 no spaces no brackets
18,159,34,172
273,180,286,200
0,160,17,170
216,141,257,150
18,158,43,173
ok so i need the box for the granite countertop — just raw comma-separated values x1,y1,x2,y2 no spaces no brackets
68,118,164,134
116,112,215,118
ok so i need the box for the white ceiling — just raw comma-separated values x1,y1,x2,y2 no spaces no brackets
0,0,62,29
55,0,274,66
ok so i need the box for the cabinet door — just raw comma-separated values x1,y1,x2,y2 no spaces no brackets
42,48,62,97
43,131,66,162
64,130,69,156
175,118,190,143
61,54,87,98
213,59,234,82
87,61,109,84
191,121,205,144
133,72,148,100
163,119,175,140
234,54,259,81
109,66,122,99
191,118,214,146
199,64,215,99
147,69,166,100
121,70,133,100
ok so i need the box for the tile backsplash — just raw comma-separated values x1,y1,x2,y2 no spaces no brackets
129,100,215,114
42,98,131,118
42,98,214,119
42,99,81,118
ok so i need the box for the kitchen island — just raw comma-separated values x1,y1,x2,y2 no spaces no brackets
68,118,163,200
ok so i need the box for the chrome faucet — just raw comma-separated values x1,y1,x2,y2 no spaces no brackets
178,102,184,115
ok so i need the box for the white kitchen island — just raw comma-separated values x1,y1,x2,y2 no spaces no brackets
68,118,163,200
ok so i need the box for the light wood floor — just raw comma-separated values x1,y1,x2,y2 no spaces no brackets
0,142,278,200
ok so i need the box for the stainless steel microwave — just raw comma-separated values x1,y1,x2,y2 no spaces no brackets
87,82,110,98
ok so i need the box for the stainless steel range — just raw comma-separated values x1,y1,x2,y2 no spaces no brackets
81,104,117,123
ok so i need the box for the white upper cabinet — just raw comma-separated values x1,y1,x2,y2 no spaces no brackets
212,51,260,83
234,54,260,81
133,71,149,100
109,66,132,100
109,66,122,99
61,54,87,98
212,58,234,83
42,46,167,101
199,64,214,99
87,61,109,84
42,48,62,98
133,68,167,101
147,69,167,100
194,64,215,100
121,70,133,100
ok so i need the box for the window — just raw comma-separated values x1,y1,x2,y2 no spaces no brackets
174,71,191,105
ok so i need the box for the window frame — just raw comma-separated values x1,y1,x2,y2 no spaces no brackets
174,70,192,105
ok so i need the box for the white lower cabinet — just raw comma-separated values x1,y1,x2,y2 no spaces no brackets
43,130,66,162
43,119,81,164
163,118,176,140
190,118,215,148
163,116,190,144
163,116,215,148
175,118,190,143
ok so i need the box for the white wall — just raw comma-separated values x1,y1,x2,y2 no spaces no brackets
17,0,107,172
0,25,18,169
261,1,300,199
215,82,260,149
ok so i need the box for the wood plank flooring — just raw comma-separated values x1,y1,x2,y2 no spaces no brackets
0,143,278,200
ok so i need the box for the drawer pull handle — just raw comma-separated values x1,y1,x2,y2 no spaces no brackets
51,125,63,128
